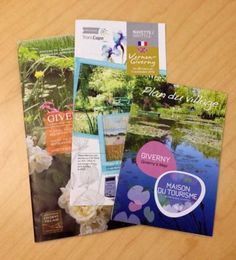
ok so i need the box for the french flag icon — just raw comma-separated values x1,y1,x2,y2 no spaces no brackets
138,41,148,46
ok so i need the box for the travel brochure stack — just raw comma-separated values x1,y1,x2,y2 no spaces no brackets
17,20,227,242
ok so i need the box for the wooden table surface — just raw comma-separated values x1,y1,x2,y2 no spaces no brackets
0,0,236,259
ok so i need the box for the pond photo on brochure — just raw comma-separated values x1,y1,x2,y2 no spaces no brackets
112,76,227,236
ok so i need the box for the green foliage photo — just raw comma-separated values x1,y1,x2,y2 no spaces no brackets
74,64,136,134
18,36,74,136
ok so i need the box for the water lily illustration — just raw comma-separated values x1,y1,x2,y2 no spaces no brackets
113,211,140,224
127,185,150,212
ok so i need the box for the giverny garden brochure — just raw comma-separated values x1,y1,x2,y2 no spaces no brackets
18,35,129,241
112,79,227,236
70,18,167,234
18,36,81,241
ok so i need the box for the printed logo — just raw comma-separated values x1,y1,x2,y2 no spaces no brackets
127,23,159,75
82,27,108,40
154,171,206,218
136,141,176,178
83,27,100,34
41,210,63,235
137,41,148,53
138,41,148,46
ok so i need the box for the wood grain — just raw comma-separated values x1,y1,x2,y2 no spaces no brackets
0,0,236,259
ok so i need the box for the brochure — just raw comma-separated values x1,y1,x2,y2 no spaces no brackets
18,36,77,241
112,77,227,236
70,20,166,210
18,35,128,241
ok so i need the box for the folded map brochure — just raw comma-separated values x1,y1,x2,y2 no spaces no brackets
70,19,167,209
112,77,227,236
17,35,128,242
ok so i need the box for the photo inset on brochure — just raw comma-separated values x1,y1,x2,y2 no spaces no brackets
99,114,128,162
71,64,135,207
